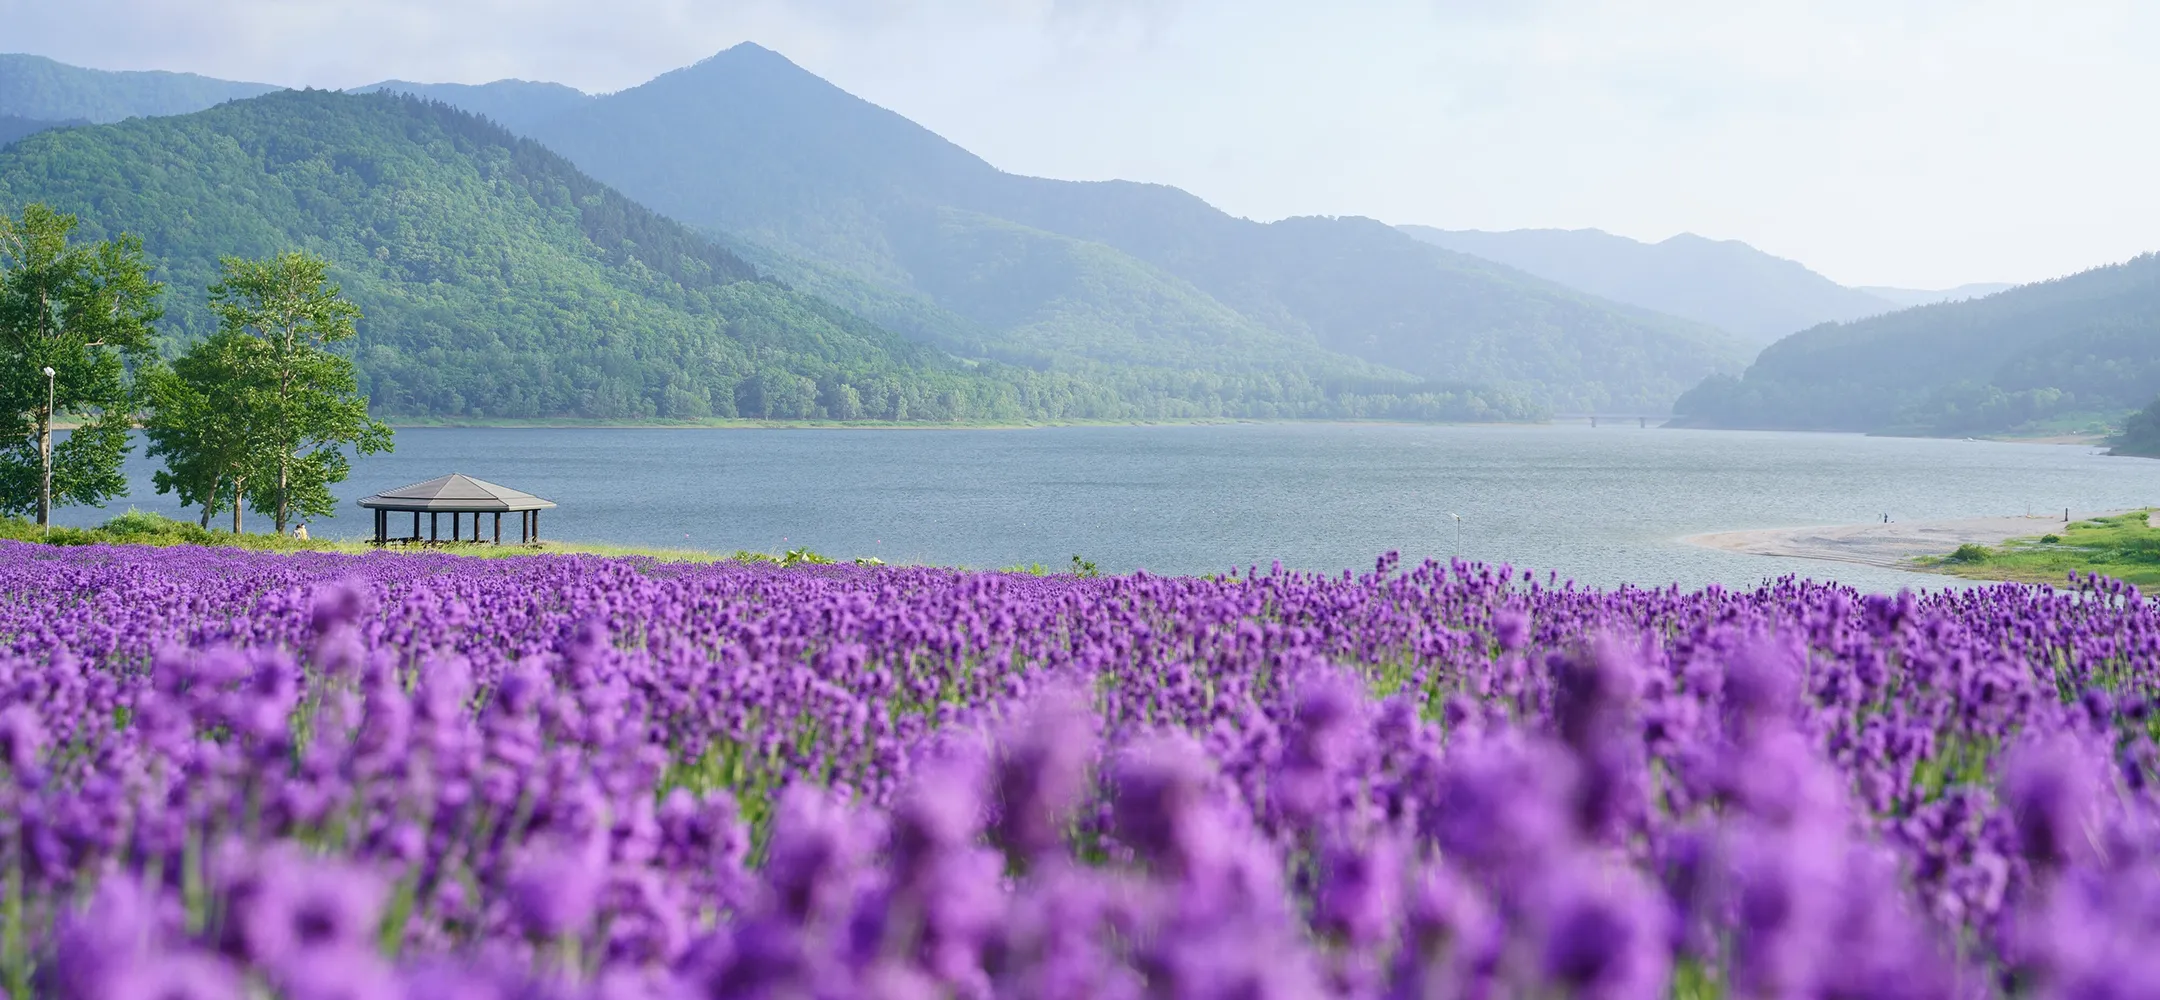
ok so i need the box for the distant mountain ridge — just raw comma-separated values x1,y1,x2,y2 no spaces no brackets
348,79,594,135
513,43,1745,412
1672,253,2160,436
0,114,86,148
0,53,280,122
1397,225,1902,345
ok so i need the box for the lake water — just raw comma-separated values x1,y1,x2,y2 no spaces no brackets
53,423,2156,591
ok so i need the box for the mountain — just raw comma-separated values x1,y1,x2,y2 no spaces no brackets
514,43,1744,413
0,53,280,122
1672,254,2160,436
1396,226,1898,345
1854,283,2018,308
349,79,594,135
0,115,85,148
0,89,1129,422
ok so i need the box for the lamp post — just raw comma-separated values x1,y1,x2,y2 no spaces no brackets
40,366,54,534
1448,512,1462,559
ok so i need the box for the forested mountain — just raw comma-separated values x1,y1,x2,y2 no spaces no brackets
349,80,593,134
515,43,1743,413
1672,253,2160,436
1854,283,2018,308
1397,225,1897,345
0,90,1140,421
0,53,279,122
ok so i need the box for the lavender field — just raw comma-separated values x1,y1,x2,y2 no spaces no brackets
2,540,2155,999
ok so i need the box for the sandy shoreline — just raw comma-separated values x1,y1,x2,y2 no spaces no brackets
1681,511,2130,571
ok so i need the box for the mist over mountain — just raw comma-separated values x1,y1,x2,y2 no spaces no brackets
1854,283,2018,308
514,43,1745,413
0,53,279,122
1673,254,2160,436
1397,225,1899,345
348,79,595,135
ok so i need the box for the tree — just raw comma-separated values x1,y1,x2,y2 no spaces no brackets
143,330,273,530
203,251,391,533
0,204,162,524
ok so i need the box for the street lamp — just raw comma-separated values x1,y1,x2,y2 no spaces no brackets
1448,512,1462,559
40,366,53,534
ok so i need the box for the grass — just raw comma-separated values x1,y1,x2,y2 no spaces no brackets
0,510,1029,573
0,509,856,566
1914,509,2160,586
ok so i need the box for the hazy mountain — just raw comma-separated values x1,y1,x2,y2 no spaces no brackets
1397,225,1899,345
0,115,85,148
0,89,1123,422
517,43,1744,413
349,79,594,135
1853,283,2018,308
0,53,279,122
1672,255,2160,436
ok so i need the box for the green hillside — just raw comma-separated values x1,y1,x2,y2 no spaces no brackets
1672,253,2160,435
524,44,1740,413
0,53,280,122
0,89,1123,421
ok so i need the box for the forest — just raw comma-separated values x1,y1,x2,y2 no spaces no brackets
1672,252,2160,436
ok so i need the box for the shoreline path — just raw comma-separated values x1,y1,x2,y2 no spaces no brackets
1681,511,2136,571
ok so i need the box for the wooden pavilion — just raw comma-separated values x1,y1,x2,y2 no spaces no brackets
357,473,557,546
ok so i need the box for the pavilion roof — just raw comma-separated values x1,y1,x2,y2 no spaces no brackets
357,473,557,512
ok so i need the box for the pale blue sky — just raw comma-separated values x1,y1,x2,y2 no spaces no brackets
5,0,2155,289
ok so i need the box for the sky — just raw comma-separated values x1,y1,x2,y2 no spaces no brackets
6,0,2156,289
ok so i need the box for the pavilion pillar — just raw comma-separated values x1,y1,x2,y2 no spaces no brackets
431,512,439,543
374,509,385,546
494,512,502,545
412,511,420,542
472,513,480,542
532,510,540,543
521,510,530,544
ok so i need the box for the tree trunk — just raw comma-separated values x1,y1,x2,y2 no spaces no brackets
232,477,244,534
200,475,221,529
275,454,289,535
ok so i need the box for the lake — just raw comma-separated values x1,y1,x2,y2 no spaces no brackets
52,423,2156,590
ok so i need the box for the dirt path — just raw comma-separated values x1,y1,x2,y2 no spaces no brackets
1680,511,2129,571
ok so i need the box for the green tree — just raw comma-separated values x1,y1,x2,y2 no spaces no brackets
142,329,273,530
205,251,391,533
0,203,161,524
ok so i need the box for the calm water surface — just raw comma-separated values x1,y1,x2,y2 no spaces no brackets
58,424,2156,591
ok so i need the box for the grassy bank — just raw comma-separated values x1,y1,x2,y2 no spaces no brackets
0,510,864,566
1915,509,2160,585
1,511,1135,578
